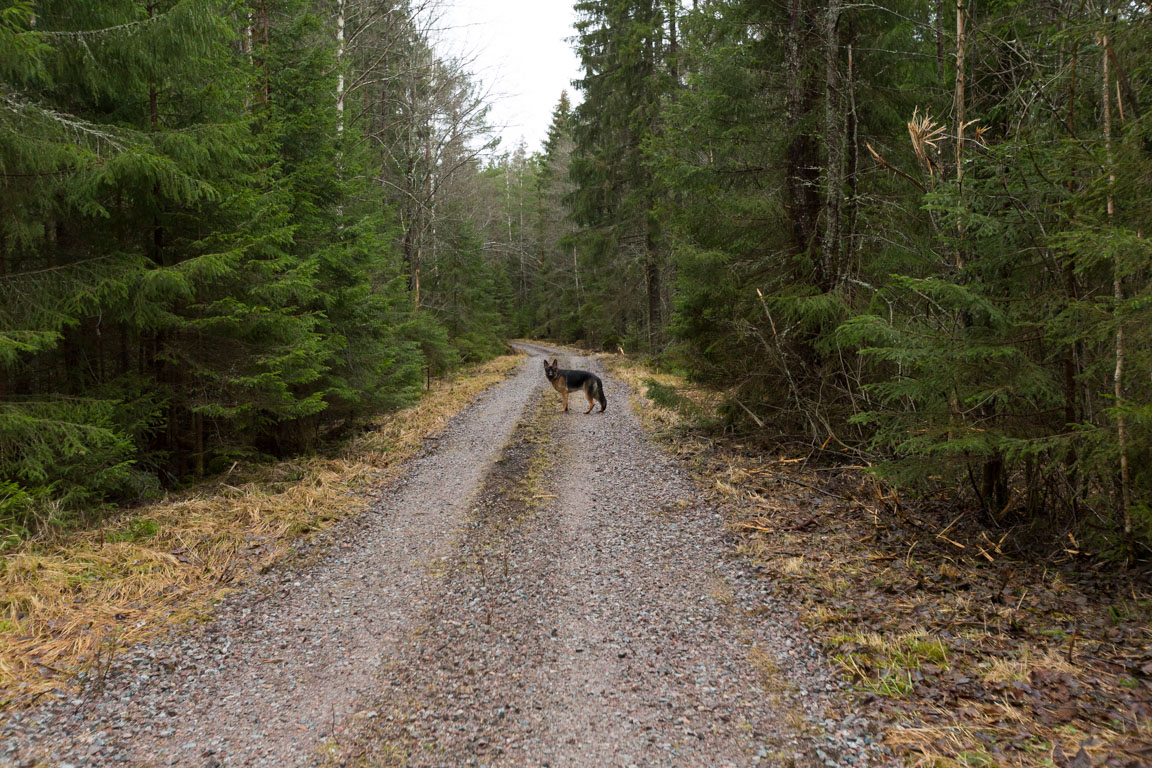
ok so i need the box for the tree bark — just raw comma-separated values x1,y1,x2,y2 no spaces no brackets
821,0,844,290
336,0,346,132
935,0,945,82
1100,28,1132,560
645,217,660,350
255,1,270,103
148,0,164,266
194,411,205,478
954,0,966,269
955,0,965,184
845,40,859,278
785,0,819,259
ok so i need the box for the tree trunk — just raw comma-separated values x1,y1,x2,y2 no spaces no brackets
821,0,844,290
1101,27,1132,560
194,411,205,478
785,0,818,258
954,0,967,269
935,0,944,82
0,232,6,399
336,0,345,132
955,0,966,184
981,455,1007,516
255,1,270,102
844,39,859,278
1061,2,1086,510
119,323,130,377
148,1,164,266
645,218,660,350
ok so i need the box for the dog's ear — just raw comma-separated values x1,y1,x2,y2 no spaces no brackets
542,359,549,369
552,358,558,366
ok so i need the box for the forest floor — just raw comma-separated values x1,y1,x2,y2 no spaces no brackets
604,356,1152,768
0,343,888,767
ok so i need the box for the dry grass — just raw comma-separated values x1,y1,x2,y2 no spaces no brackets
604,356,721,439
747,643,783,686
0,354,522,710
981,647,1078,686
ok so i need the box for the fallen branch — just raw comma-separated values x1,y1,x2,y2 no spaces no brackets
768,473,850,501
732,398,766,429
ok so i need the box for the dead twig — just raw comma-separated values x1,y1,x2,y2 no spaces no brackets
866,142,927,192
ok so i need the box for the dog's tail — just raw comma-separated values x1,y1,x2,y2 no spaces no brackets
596,379,607,412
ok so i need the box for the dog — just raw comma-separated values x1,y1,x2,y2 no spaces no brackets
543,359,607,414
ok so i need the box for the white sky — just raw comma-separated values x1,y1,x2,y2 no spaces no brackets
433,0,584,155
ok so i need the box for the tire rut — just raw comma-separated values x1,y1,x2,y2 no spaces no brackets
327,391,567,765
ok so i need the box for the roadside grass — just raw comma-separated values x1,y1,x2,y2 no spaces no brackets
829,631,949,698
604,356,722,438
606,354,1152,767
0,354,522,710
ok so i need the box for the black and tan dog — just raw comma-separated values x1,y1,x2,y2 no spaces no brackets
543,359,607,414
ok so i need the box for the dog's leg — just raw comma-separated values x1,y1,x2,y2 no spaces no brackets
584,388,595,414
562,388,569,412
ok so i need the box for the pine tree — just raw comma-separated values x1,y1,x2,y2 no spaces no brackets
0,0,431,530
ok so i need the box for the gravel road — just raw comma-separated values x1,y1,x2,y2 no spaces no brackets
1,344,890,768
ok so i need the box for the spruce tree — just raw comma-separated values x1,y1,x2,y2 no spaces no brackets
571,0,672,349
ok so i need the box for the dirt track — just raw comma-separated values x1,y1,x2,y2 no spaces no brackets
1,344,888,767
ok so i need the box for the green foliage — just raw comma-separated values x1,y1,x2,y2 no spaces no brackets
0,399,148,511
0,480,33,548
517,0,1152,554
106,516,160,543
567,0,673,349
0,0,499,537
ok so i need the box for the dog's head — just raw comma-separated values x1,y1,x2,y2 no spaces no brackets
543,358,559,381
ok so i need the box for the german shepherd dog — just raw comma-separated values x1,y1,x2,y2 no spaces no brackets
543,359,607,414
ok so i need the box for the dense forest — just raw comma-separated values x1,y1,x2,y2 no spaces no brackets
3,0,1151,560
0,0,510,535
507,0,1152,560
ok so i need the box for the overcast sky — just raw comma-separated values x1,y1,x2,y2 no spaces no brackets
433,0,584,155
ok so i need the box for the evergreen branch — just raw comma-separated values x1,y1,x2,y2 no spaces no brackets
35,17,161,38
0,93,129,153
0,168,79,178
0,255,122,280
34,0,200,39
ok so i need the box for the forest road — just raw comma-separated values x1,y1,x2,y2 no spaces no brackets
1,343,888,768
